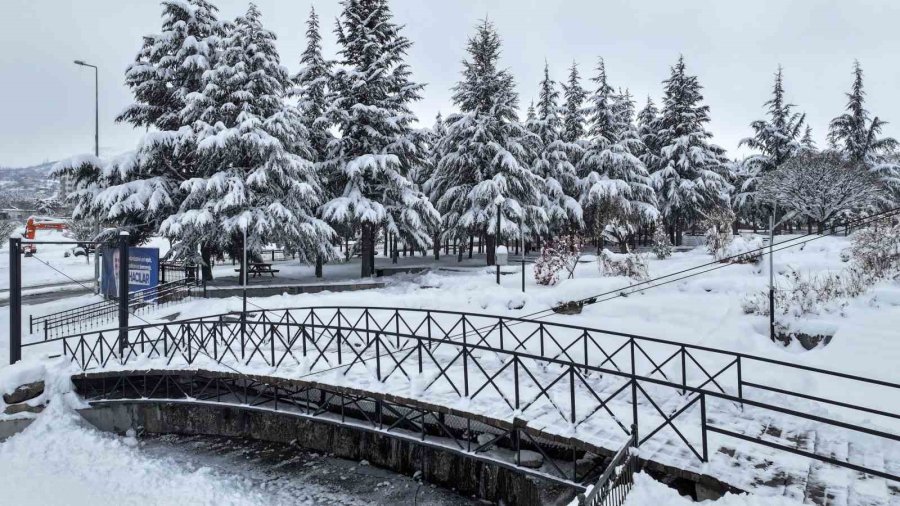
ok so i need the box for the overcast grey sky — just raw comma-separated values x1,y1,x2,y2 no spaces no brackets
1,0,898,167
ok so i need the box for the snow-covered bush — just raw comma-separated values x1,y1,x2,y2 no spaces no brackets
741,269,863,317
741,223,899,316
720,235,764,264
598,249,650,281
703,208,736,259
651,221,672,259
849,219,900,280
533,235,582,286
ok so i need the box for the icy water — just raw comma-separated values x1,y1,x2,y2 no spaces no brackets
139,434,481,505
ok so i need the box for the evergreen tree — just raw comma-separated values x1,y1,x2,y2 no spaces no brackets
292,6,333,165
828,61,899,199
829,61,897,163
578,59,656,251
161,4,334,275
652,56,731,245
322,0,439,277
422,112,448,259
736,66,806,222
429,19,542,265
531,63,582,235
55,0,223,263
561,61,588,164
292,6,334,277
636,96,661,173
800,125,817,152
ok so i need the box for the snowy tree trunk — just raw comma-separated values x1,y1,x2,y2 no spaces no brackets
201,245,214,282
486,233,496,266
433,232,440,260
360,225,376,277
315,255,323,278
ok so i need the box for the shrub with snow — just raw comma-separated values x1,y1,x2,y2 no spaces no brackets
533,235,582,286
598,248,650,281
704,207,736,260
651,221,672,259
720,235,764,264
741,222,900,318
849,219,900,280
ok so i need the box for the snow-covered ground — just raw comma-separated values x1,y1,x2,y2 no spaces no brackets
622,473,805,505
2,234,899,504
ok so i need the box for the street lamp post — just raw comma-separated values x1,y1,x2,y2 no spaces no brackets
73,60,99,157
74,60,100,291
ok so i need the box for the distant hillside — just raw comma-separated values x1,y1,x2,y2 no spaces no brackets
0,161,57,179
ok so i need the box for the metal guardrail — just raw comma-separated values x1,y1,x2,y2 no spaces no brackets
21,306,900,485
581,428,639,506
29,279,197,338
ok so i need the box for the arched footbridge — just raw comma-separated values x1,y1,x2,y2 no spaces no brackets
17,307,900,506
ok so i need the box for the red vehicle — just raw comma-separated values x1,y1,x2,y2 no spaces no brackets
22,216,68,255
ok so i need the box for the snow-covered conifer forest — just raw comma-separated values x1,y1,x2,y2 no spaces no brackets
51,0,900,279
4,1,900,505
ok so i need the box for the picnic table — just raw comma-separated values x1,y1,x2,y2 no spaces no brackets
235,262,280,278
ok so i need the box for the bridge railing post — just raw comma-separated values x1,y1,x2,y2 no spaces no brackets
700,392,708,462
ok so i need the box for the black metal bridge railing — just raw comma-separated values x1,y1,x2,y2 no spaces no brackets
20,306,900,490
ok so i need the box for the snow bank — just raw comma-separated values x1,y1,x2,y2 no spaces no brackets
621,473,804,506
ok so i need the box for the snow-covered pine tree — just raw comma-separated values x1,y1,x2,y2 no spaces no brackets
652,56,731,245
292,6,334,277
293,6,332,166
828,61,900,200
161,3,334,276
322,0,439,277
800,125,817,152
561,61,588,165
577,59,657,252
735,66,806,226
531,63,582,236
422,112,448,259
429,19,543,266
54,0,223,253
636,96,661,171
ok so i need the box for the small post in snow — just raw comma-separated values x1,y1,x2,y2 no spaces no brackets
494,196,505,285
520,217,525,293
768,204,776,341
242,226,248,358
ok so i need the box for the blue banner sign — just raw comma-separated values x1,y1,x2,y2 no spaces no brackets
101,247,160,300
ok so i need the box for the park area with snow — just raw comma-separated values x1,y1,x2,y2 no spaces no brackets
2,231,899,505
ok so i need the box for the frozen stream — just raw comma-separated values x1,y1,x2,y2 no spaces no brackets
0,403,478,506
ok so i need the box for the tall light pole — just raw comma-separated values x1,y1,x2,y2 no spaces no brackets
73,60,99,157
74,60,100,292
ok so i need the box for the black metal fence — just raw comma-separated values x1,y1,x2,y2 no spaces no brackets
28,279,197,339
159,261,199,284
20,306,900,486
582,428,639,506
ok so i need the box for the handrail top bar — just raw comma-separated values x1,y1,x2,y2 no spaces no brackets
38,311,900,397
45,305,900,390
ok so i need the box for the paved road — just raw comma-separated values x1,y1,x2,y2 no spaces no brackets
0,284,93,307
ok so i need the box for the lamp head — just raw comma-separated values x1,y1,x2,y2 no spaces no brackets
74,60,85,66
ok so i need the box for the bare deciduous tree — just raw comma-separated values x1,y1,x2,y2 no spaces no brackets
758,151,883,232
